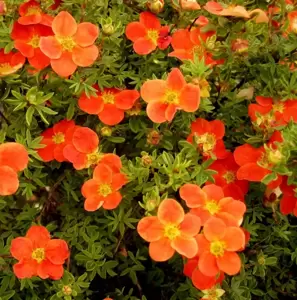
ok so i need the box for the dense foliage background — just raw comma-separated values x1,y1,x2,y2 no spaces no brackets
1,0,297,299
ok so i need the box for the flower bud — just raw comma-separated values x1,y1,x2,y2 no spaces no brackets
100,126,112,137
268,149,283,165
146,199,157,211
141,154,152,166
147,0,164,14
231,39,249,53
147,130,162,145
62,285,72,296
102,23,115,36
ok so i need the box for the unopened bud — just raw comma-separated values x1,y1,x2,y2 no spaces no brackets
141,154,152,166
102,23,115,36
268,149,283,164
100,126,112,137
146,199,157,211
62,285,72,296
147,130,162,145
147,0,164,14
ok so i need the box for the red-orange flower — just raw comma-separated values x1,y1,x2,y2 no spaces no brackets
234,131,284,189
180,184,246,226
207,153,249,201
81,163,127,211
40,11,99,77
0,143,29,196
169,28,222,66
279,177,297,217
180,0,201,10
18,0,53,26
184,257,224,290
10,225,69,280
288,11,297,34
63,126,100,170
196,217,245,276
137,199,201,262
125,11,170,55
78,87,140,126
187,118,229,159
140,68,200,123
38,119,76,163
0,49,25,77
204,2,250,18
11,22,53,70
248,96,297,130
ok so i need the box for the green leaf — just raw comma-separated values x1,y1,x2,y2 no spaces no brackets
25,106,35,126
265,257,278,266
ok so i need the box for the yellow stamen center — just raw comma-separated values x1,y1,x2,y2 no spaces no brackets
26,6,41,15
52,132,65,144
57,36,76,52
87,152,101,166
192,45,204,57
31,248,45,263
196,133,216,153
102,92,115,104
223,171,235,184
272,103,284,113
210,241,226,257
204,200,220,215
0,63,12,74
98,183,112,197
164,224,180,240
146,29,159,44
258,152,270,168
163,90,179,104
28,35,40,48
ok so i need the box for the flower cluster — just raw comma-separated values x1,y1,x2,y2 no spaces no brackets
10,0,99,77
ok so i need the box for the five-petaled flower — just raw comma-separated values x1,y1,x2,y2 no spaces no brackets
18,0,53,26
207,153,249,201
234,130,284,189
187,118,229,159
11,22,53,70
38,119,76,163
0,49,25,77
125,11,170,55
180,184,246,225
196,217,245,276
81,163,127,211
140,68,200,123
78,87,140,126
10,225,69,279
40,11,99,77
0,143,29,196
137,199,201,262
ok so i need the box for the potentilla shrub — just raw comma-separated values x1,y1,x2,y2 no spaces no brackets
1,0,297,299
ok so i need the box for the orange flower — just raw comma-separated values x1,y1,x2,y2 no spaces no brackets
207,153,249,201
180,184,246,226
234,131,284,189
78,87,140,126
81,163,127,211
288,11,297,34
180,0,201,10
169,28,222,66
137,199,201,261
18,0,53,26
0,49,25,77
187,118,229,159
196,217,245,276
249,96,297,130
204,2,250,18
11,22,53,70
11,226,69,280
38,119,75,163
39,11,99,77
0,143,29,196
125,11,170,55
184,257,225,290
140,68,200,123
63,126,100,170
279,177,297,216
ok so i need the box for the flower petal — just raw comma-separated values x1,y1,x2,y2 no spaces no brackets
234,144,263,166
72,45,98,67
217,251,241,275
149,238,175,262
222,227,245,251
28,48,51,70
52,11,77,36
139,11,161,30
102,192,122,210
125,22,146,42
166,68,186,91
158,199,185,225
10,237,33,260
51,51,77,77
78,92,104,114
280,195,297,215
219,197,246,220
171,236,198,258
0,166,19,196
84,196,104,211
137,216,164,242
210,120,225,139
111,173,127,190
73,22,99,47
13,260,38,279
98,104,125,126
165,104,177,121
204,217,226,241
192,268,217,290
46,239,69,264
26,225,50,248
38,259,64,280
133,37,156,55
202,184,224,201
141,79,167,103
190,207,212,225
146,101,167,123
179,183,207,208
180,213,201,237
39,36,62,59
93,163,113,183
198,251,219,277
179,84,200,112
72,127,99,153
237,163,270,181
81,179,100,198
114,90,140,110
